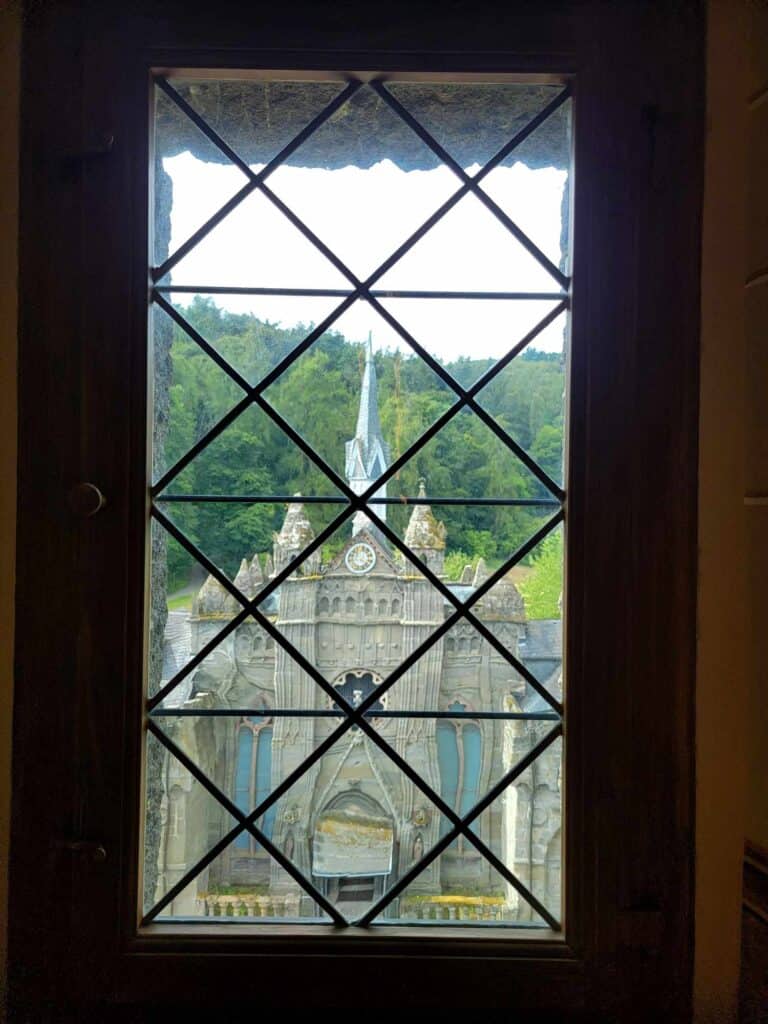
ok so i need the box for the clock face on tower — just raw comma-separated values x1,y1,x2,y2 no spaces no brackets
344,541,377,575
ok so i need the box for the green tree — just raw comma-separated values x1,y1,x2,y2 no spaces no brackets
531,423,563,483
518,530,563,619
161,298,566,589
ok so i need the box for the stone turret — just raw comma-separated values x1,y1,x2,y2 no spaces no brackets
234,553,268,599
250,553,264,588
272,495,319,577
404,480,447,577
472,557,489,587
193,573,238,616
234,558,252,598
344,332,390,539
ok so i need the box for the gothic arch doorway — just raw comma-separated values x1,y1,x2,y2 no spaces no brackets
312,792,394,910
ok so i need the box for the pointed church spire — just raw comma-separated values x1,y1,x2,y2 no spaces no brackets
345,332,391,538
355,331,383,446
405,479,447,576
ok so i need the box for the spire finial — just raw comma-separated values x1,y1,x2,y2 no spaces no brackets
417,477,427,499
344,329,390,540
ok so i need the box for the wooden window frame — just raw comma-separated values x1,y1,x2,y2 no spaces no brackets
10,1,703,1017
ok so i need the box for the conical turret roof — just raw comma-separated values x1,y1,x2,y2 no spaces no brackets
405,480,446,550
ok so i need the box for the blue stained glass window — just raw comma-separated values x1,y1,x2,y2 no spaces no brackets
234,727,253,850
460,724,482,835
256,726,275,841
437,718,482,843
233,716,273,851
437,722,459,839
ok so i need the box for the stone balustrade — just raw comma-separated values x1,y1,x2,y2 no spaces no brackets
399,897,509,922
198,892,302,918
198,892,513,922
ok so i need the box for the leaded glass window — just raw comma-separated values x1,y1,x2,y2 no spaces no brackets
144,71,570,929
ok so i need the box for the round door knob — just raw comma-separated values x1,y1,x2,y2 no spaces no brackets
69,482,107,518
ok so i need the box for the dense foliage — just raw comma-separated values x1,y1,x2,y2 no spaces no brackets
159,297,564,613
517,528,564,619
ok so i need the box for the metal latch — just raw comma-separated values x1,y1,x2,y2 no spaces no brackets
53,839,107,863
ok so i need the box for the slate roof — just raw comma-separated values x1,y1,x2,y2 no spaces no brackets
521,665,562,713
520,619,562,660
161,611,193,707
444,584,475,605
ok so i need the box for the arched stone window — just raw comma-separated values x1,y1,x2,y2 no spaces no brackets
166,785,186,866
436,701,481,847
169,785,185,839
391,597,401,616
378,598,387,615
331,669,386,715
318,595,330,614
345,596,356,615
331,596,341,614
363,597,374,616
233,713,275,852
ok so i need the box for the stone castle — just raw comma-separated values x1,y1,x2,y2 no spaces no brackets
158,336,562,923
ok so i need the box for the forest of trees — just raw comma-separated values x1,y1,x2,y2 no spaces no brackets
158,296,564,617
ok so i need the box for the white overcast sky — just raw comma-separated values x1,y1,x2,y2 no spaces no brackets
166,155,568,361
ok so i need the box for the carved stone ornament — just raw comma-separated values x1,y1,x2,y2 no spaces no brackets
412,806,430,826
283,805,301,825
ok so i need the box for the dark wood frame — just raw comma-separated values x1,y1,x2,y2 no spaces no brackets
10,1,704,1018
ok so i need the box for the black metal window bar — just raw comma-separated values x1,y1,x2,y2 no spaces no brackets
145,73,571,930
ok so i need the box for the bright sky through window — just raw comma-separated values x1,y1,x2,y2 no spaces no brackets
166,154,567,360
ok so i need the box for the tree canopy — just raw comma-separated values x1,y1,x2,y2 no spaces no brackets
159,296,564,615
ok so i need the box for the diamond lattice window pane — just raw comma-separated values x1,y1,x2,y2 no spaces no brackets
372,734,563,926
262,517,448,683
459,95,572,274
148,519,240,700
379,516,563,714
375,192,561,293
156,498,338,595
373,297,566,387
151,303,246,486
157,291,346,388
143,729,240,916
384,82,569,172
160,187,352,290
146,71,569,930
266,85,460,280
391,407,559,502
157,79,347,171
262,302,456,483
378,492,559,587
151,833,334,923
165,403,344,498
474,317,567,490
153,85,251,268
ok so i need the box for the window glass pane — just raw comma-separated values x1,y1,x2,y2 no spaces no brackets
145,72,569,931
460,724,482,820
437,723,459,839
